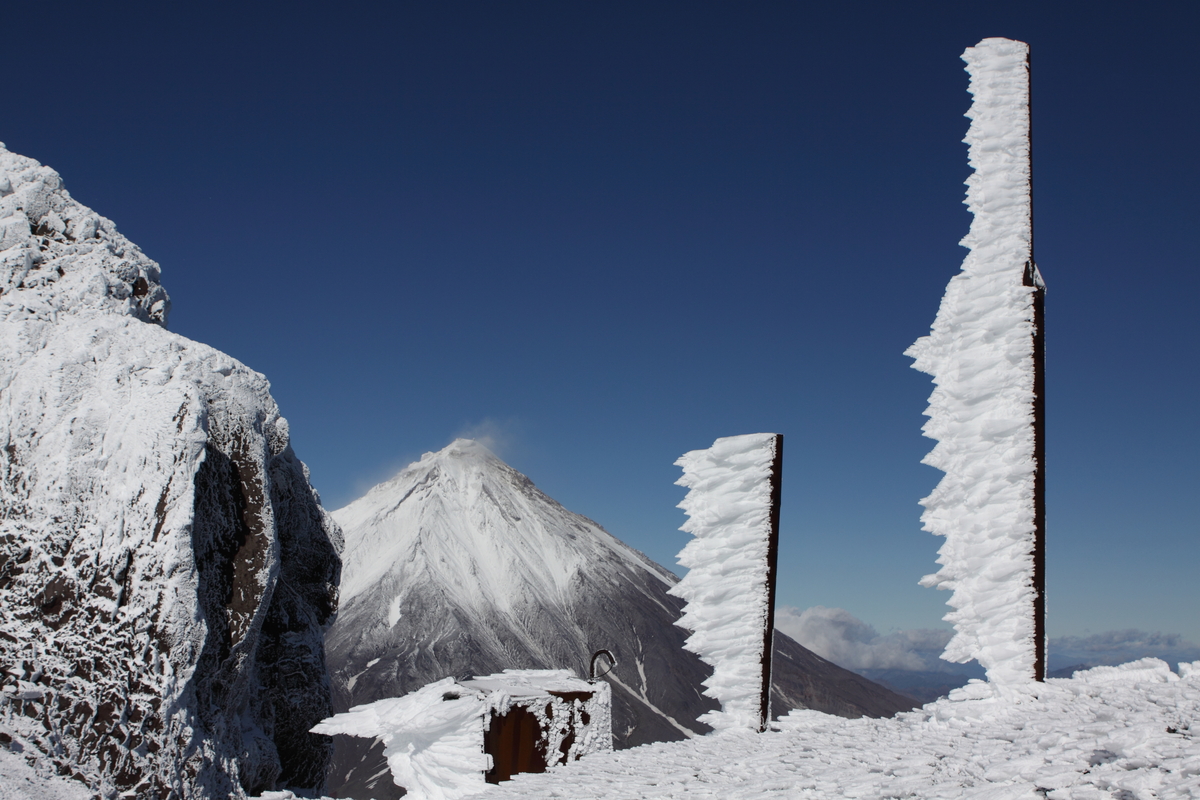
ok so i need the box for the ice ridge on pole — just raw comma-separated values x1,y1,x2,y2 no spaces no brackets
669,433,781,732
905,37,1046,685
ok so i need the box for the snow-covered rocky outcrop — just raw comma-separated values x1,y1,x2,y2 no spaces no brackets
670,433,781,733
0,143,342,798
906,38,1046,684
326,439,912,799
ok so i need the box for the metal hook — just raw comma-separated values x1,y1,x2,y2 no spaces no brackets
589,649,617,682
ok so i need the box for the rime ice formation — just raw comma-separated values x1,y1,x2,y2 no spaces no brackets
669,434,781,732
326,439,911,799
0,143,342,798
313,670,611,800
905,38,1045,685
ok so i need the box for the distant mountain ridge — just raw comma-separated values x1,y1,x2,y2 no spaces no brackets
325,439,913,799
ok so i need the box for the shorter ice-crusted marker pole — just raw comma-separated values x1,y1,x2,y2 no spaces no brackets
668,433,783,733
906,37,1047,684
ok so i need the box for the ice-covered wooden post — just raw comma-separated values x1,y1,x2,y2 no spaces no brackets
669,433,783,732
906,37,1047,684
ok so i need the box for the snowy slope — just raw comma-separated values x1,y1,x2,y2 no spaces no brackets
337,439,669,612
0,748,93,800
905,38,1045,684
484,659,1200,800
326,439,912,799
0,143,341,798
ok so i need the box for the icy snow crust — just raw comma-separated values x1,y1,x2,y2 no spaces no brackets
669,433,778,732
481,659,1200,800
313,677,490,800
312,669,612,800
0,748,93,800
15,661,1200,799
905,38,1043,684
0,143,341,797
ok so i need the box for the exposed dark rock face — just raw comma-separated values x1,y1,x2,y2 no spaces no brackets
0,143,342,799
188,415,342,797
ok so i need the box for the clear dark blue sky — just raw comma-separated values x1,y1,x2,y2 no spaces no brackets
4,1,1196,641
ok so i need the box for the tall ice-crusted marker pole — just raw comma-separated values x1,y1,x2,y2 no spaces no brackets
761,434,783,728
906,38,1047,684
669,433,783,732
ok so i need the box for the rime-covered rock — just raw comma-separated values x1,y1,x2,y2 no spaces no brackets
326,439,912,799
0,143,342,799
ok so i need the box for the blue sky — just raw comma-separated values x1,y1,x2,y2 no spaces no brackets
3,2,1196,650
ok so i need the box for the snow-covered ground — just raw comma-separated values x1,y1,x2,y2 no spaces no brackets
8,658,1198,799
478,659,1200,800
0,749,92,800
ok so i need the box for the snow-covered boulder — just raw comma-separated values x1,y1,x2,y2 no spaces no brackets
0,143,342,798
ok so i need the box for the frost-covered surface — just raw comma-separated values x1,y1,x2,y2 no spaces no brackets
669,433,779,732
905,38,1044,684
313,677,490,800
0,748,92,800
463,669,613,767
482,659,1200,800
15,659,1200,799
325,438,702,797
0,143,342,798
313,669,612,800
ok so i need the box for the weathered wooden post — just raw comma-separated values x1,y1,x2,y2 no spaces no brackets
1026,255,1047,682
760,434,783,728
1023,44,1048,683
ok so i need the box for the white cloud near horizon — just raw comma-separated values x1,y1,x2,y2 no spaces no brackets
775,606,1200,674
1051,629,1200,669
774,606,954,672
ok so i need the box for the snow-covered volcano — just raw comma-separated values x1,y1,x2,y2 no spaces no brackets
326,439,913,799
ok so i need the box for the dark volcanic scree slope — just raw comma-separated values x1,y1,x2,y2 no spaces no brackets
325,439,913,799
